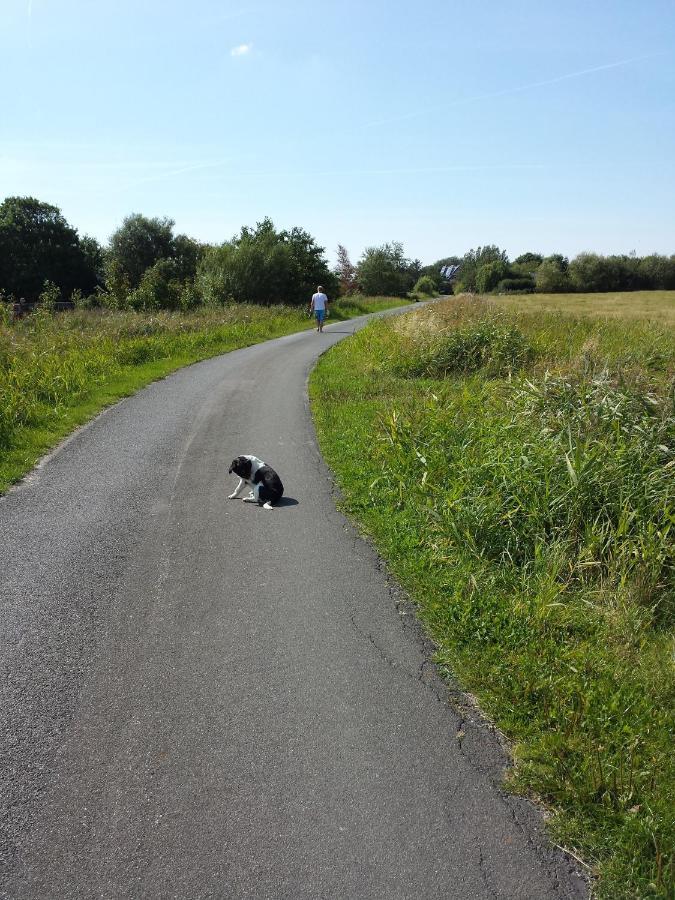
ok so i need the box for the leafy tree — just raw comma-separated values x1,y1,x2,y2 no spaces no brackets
638,254,675,290
0,196,98,302
568,253,626,293
535,256,570,292
79,235,106,293
105,214,176,299
475,259,510,293
514,252,543,267
197,218,335,305
455,245,509,292
356,242,416,296
283,225,338,300
172,234,204,283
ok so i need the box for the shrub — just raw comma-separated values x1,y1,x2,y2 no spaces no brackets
411,275,437,297
495,277,534,293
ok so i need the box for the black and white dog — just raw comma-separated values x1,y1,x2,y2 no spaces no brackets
228,455,284,509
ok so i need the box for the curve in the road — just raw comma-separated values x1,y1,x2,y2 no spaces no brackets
0,308,587,899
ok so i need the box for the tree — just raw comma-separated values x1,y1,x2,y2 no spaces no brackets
79,235,106,292
105,214,176,299
638,254,675,290
535,256,570,293
569,253,620,293
455,245,509,292
475,259,510,293
335,244,357,295
197,218,335,305
0,196,97,302
356,242,416,296
514,252,543,267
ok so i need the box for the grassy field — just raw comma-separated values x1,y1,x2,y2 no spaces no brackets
310,294,674,898
0,295,407,493
494,289,675,324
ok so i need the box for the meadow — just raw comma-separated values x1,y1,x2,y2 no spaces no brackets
0,295,406,493
310,293,674,898
495,289,675,324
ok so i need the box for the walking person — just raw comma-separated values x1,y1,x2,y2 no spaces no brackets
310,285,329,332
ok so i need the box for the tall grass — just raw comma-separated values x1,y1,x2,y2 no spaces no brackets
0,296,408,492
310,297,675,898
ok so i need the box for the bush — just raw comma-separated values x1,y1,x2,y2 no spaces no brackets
126,259,187,311
411,275,437,297
495,277,534,293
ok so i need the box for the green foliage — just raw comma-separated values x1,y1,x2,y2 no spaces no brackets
569,253,621,293
392,316,534,378
638,255,675,290
197,217,336,306
38,280,61,310
105,213,176,300
495,276,534,293
514,252,543,267
411,275,437,297
357,241,418,296
536,256,571,293
475,259,510,293
0,196,99,302
126,259,188,310
456,245,509,292
311,298,675,898
0,297,405,490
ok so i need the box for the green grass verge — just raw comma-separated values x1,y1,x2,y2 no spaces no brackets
0,296,408,493
310,296,674,899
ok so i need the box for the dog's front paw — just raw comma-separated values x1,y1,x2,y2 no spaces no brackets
242,493,256,503
227,492,239,499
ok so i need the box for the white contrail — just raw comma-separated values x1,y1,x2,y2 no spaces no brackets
121,160,231,190
365,54,659,129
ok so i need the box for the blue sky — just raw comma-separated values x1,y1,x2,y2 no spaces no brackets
1,0,674,265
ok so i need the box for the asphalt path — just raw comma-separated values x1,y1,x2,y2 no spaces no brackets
0,308,587,899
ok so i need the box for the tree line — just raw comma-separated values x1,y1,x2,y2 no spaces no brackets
420,246,675,296
1,196,674,311
0,196,425,310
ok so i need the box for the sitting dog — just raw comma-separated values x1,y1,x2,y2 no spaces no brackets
228,455,284,509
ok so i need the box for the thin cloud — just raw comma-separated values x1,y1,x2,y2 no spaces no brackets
365,53,660,129
121,160,231,190
231,43,253,57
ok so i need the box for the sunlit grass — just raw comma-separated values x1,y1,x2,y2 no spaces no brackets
493,289,675,324
0,296,409,492
310,296,674,898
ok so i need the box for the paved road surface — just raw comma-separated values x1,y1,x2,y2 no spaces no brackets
0,309,587,899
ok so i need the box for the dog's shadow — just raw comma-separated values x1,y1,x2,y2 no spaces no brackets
275,496,299,509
